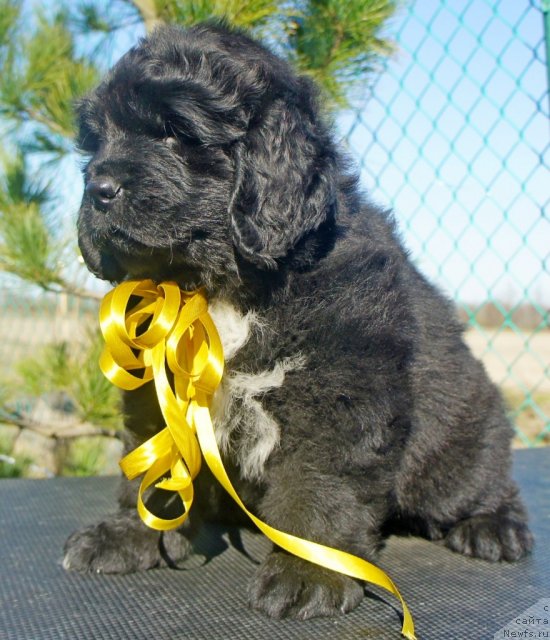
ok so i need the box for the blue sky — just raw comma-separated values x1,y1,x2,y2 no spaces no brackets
340,0,549,305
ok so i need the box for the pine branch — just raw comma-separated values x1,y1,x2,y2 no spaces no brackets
70,1,135,34
0,9,100,142
37,280,104,301
0,0,20,48
129,0,162,32
16,336,123,430
0,150,100,300
289,0,398,106
128,0,281,31
15,105,74,139
0,410,124,441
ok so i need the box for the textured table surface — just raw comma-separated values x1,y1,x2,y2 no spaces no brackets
1,448,549,640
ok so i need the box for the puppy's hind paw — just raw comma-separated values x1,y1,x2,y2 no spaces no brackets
63,511,191,574
445,512,533,562
248,553,364,620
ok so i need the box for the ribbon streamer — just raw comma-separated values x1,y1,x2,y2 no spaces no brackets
99,279,416,639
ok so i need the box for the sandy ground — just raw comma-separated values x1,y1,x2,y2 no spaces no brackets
464,329,550,392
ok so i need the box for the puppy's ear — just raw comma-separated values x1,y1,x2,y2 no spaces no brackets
229,85,337,268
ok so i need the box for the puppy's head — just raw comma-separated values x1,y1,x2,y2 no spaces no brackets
77,23,339,293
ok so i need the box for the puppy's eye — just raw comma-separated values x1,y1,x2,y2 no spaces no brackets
77,131,101,154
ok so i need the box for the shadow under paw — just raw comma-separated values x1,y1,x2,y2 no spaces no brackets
445,513,533,562
249,553,364,620
63,511,191,574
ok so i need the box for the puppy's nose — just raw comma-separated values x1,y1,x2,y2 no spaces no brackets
86,177,121,209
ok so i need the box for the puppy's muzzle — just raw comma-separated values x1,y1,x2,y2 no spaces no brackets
86,176,122,211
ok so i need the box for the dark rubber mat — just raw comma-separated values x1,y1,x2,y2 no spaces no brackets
1,448,548,639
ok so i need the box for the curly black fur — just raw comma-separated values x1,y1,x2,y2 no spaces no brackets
66,23,533,621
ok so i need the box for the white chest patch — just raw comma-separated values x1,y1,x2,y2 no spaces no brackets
208,299,258,361
208,300,305,481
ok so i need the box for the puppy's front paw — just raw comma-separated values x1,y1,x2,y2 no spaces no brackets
249,553,364,620
63,511,191,574
445,513,533,562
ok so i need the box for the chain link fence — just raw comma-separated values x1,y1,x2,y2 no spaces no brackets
0,0,548,476
343,0,549,445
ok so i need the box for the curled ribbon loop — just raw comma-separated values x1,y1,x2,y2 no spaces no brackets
99,280,416,640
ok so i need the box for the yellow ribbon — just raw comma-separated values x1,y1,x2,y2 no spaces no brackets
99,279,416,640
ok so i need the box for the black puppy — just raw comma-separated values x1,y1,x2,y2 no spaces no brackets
65,23,533,620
